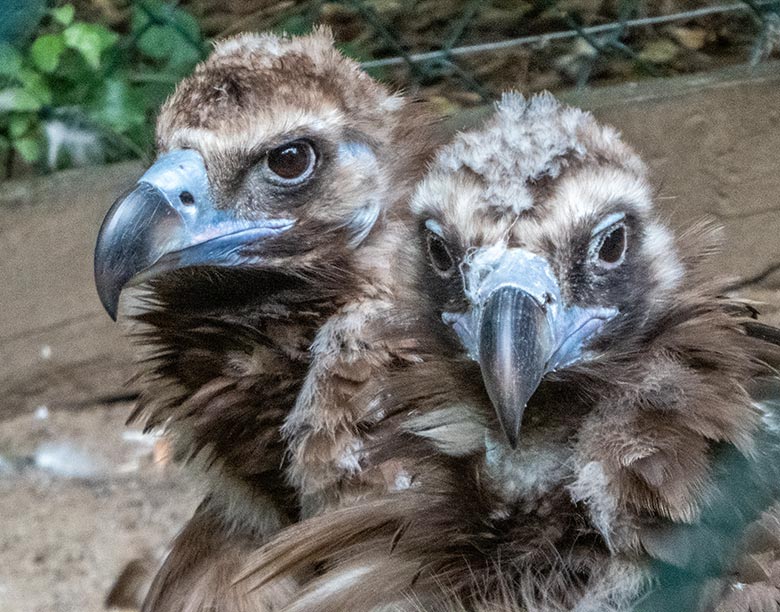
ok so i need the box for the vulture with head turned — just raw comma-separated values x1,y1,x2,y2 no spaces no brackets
242,93,780,612
93,30,440,611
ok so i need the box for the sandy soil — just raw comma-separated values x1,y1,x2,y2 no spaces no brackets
0,404,201,612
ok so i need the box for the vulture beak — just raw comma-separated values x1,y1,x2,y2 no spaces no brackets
443,249,616,448
94,149,294,319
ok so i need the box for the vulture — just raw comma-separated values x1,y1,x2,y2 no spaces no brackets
93,30,439,611
242,93,780,612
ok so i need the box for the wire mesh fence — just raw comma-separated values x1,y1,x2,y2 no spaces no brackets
170,0,780,107
331,0,780,104
107,0,780,105
3,0,779,177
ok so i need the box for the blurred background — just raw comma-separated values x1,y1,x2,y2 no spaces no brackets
1,0,779,176
1,1,779,610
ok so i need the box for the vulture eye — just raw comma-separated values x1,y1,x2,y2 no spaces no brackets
425,229,456,277
264,140,317,185
593,222,627,268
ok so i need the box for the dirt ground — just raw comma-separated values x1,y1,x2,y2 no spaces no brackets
0,404,200,612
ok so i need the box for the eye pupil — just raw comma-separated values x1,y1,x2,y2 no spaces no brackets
266,141,314,181
179,191,195,205
597,225,627,265
426,231,455,275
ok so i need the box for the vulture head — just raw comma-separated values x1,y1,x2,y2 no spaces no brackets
412,92,683,448
95,28,411,322
401,92,780,600
92,29,436,518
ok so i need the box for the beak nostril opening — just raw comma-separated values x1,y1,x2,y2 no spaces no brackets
179,191,195,206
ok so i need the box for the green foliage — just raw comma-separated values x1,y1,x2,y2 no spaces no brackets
0,1,207,173
50,5,74,27
30,33,66,73
62,22,119,70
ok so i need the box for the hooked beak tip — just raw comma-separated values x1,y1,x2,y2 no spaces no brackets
105,302,118,321
478,285,551,449
453,248,618,449
94,248,124,321
94,266,121,320
504,423,520,450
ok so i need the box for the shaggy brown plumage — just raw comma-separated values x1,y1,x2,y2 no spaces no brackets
98,29,441,611
240,94,780,612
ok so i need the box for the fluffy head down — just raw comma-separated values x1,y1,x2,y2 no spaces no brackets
158,28,402,151
407,93,770,530
417,92,645,216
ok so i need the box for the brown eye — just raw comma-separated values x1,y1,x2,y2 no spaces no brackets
596,224,627,266
265,140,316,184
426,230,455,276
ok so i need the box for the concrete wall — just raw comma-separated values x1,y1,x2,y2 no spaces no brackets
2,62,779,415
1,162,142,415
572,62,780,288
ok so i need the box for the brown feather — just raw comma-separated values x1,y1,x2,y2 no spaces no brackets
117,30,443,610
144,499,299,612
239,95,780,612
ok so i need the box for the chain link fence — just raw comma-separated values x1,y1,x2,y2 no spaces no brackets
3,0,779,176
331,0,780,106
114,0,780,104
173,0,780,107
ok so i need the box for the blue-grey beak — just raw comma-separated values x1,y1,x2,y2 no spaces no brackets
443,249,616,448
94,149,294,320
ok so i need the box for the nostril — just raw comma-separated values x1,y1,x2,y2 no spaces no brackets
179,191,195,206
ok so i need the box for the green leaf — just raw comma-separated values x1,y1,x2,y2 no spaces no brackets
50,48,96,86
17,68,52,105
170,9,201,43
136,24,171,60
30,34,66,73
90,77,146,132
0,88,42,112
132,0,201,38
51,4,75,26
9,114,33,138
0,134,10,153
130,3,152,34
0,44,23,78
137,24,200,72
13,135,42,163
168,44,201,73
63,22,119,70
132,1,204,66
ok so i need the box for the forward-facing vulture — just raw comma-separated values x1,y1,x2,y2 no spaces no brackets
93,30,439,611
242,93,780,612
